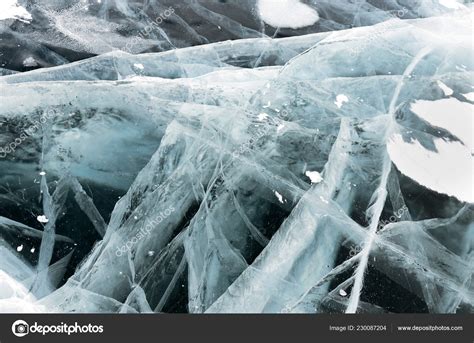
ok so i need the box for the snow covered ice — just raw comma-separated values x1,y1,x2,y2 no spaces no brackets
0,1,473,314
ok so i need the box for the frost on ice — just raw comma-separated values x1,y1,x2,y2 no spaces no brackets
0,1,472,314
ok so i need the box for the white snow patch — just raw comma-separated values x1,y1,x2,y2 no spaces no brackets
0,0,32,23
462,92,474,101
36,215,49,224
133,63,144,70
258,112,268,121
305,170,323,183
319,196,329,204
339,289,347,297
410,98,473,152
16,245,23,252
334,94,349,108
257,0,319,29
387,134,473,203
23,57,38,68
436,80,453,96
274,191,284,203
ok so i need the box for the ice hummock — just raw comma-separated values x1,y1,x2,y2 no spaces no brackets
0,0,468,71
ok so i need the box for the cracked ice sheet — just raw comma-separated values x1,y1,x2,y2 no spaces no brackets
0,3,473,314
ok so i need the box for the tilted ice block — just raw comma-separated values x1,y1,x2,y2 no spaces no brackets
3,0,459,71
0,32,329,84
281,14,473,81
64,116,226,302
206,119,356,313
139,230,187,312
0,67,275,190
